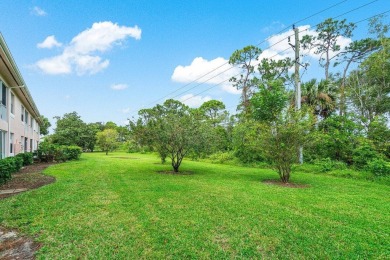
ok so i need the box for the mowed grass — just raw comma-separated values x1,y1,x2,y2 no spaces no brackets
0,152,389,259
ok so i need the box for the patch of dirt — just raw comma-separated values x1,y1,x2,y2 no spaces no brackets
112,157,140,160
0,227,41,260
157,170,194,175
262,180,310,188
0,163,56,199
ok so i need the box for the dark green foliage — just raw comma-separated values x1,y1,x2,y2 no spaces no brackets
232,120,265,163
315,114,363,164
257,108,315,183
130,99,212,172
208,151,235,164
314,158,347,172
39,115,52,136
62,146,82,160
51,112,100,151
352,143,382,169
367,116,390,158
37,142,82,162
251,80,289,122
0,156,23,184
365,158,390,176
16,152,33,166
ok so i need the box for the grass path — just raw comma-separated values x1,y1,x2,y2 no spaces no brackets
0,152,389,259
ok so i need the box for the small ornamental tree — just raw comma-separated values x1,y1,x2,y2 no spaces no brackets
130,99,211,172
96,129,119,155
258,108,314,183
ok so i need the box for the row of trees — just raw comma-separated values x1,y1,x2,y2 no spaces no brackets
45,16,389,183
43,112,128,155
129,16,390,182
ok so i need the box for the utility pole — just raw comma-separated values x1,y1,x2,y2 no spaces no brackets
292,25,303,164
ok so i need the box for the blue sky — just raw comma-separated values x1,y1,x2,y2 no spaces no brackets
0,0,388,128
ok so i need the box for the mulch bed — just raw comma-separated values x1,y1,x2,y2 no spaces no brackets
0,163,56,199
262,179,310,188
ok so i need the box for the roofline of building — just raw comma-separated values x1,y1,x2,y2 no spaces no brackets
0,32,42,125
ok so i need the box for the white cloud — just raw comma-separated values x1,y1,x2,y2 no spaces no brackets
35,21,141,75
31,6,47,16
37,36,62,49
179,94,211,108
170,25,352,95
171,57,240,95
110,83,128,90
64,95,71,100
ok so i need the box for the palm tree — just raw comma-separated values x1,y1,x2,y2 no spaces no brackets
300,79,337,118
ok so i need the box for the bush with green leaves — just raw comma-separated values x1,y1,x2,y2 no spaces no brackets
0,156,24,184
15,152,33,166
232,120,265,164
62,146,82,160
208,151,235,164
37,142,82,162
365,158,390,177
352,143,382,169
314,158,347,172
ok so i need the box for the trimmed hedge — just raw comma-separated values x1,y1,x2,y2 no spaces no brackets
37,143,82,162
16,152,33,166
0,156,23,185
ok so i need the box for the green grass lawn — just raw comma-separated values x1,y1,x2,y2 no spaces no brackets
0,152,389,259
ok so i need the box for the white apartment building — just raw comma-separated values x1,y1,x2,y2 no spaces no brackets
0,33,41,158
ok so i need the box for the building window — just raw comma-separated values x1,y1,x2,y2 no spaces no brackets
30,139,33,152
10,133,14,154
10,93,14,114
0,82,7,120
25,110,28,124
32,118,34,130
24,137,28,152
21,105,24,122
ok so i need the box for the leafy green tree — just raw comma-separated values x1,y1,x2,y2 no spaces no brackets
96,129,119,155
104,121,118,130
229,45,262,114
199,100,228,127
39,115,51,136
232,120,264,163
336,38,380,116
300,79,337,119
301,18,355,80
258,108,314,183
256,57,293,85
51,112,99,151
131,99,211,172
251,80,289,122
367,116,390,158
82,123,100,152
315,114,363,164
52,112,86,147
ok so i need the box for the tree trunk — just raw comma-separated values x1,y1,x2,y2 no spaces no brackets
105,150,108,155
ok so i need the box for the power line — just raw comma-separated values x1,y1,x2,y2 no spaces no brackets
131,0,382,116
177,3,385,107
180,10,388,109
180,46,293,104
139,0,351,109
354,9,390,24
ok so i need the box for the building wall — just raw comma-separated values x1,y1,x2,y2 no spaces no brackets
0,76,40,158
